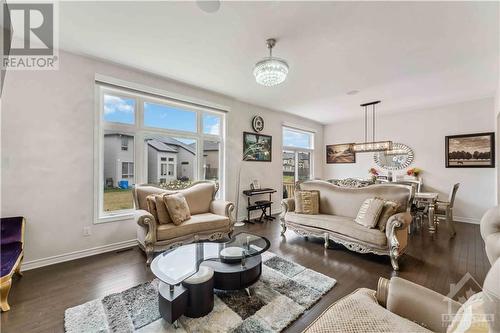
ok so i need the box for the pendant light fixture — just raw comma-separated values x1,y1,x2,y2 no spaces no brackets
253,38,289,87
353,101,393,153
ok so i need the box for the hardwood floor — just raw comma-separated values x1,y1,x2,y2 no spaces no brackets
1,220,490,333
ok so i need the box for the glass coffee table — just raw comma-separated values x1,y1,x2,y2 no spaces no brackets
151,232,270,324
151,232,270,290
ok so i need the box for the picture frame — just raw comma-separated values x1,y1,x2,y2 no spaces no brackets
326,143,356,164
243,132,272,162
445,132,495,168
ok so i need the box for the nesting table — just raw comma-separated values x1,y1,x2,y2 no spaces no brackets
150,232,270,325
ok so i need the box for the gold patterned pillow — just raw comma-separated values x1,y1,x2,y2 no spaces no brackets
146,195,159,222
355,198,385,228
294,190,320,215
377,201,400,231
163,193,191,225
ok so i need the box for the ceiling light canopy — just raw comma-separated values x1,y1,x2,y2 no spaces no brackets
253,38,289,87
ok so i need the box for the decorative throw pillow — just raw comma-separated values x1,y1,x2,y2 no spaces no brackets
355,198,385,228
378,201,400,232
447,292,490,333
154,194,173,224
146,195,159,222
163,193,191,225
295,190,320,215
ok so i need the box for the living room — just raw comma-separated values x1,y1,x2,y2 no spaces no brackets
1,1,499,333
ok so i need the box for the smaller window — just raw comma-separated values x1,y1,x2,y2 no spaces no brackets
121,136,129,151
161,157,167,161
122,162,134,178
168,157,174,162
181,161,189,165
283,127,313,149
203,113,221,135
103,94,135,125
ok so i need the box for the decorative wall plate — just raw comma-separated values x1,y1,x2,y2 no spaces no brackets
252,115,264,132
373,143,414,170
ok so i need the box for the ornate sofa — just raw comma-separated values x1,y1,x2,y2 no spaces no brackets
1,216,25,312
133,181,235,264
304,206,500,333
281,180,413,270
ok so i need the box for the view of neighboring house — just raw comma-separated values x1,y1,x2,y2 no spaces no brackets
146,137,196,184
104,135,220,188
103,133,134,188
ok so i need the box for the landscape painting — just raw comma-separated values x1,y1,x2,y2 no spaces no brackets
326,143,356,164
243,132,272,162
446,132,495,168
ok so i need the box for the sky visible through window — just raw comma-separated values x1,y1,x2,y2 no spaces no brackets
144,102,196,132
104,95,222,135
283,128,312,149
103,95,135,124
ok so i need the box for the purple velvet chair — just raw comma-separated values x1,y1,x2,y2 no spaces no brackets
1,216,25,311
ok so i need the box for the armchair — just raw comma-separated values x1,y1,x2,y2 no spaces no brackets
1,216,25,311
435,183,460,236
133,181,235,265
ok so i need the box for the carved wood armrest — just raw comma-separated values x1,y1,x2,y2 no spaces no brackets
135,209,157,241
210,200,235,224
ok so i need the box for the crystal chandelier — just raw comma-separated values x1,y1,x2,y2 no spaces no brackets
353,101,393,153
253,38,289,87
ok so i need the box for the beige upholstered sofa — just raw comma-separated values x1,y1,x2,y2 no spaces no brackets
304,206,500,333
133,181,235,264
281,180,413,270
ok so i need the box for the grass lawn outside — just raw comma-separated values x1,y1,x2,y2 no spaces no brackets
104,188,134,212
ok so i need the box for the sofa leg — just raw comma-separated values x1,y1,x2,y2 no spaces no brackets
324,233,329,248
390,253,400,271
145,245,154,266
0,279,12,312
280,222,287,236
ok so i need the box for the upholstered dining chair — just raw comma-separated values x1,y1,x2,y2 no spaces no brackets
0,216,25,311
435,183,460,237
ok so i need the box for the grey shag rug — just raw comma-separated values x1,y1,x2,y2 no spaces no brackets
64,252,336,333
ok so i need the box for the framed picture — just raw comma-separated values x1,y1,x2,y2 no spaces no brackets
445,132,495,168
243,132,272,162
326,143,356,164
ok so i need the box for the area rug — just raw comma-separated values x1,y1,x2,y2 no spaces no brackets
64,252,336,333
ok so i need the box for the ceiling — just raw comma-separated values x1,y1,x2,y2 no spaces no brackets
56,1,498,124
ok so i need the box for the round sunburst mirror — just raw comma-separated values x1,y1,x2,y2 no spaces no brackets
373,143,414,170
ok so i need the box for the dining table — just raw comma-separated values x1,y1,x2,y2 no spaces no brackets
414,192,439,233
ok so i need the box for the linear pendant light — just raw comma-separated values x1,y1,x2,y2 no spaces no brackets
352,101,393,153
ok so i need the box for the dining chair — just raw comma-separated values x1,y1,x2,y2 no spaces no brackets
435,183,460,237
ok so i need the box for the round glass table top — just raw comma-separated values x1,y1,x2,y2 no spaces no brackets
150,232,270,285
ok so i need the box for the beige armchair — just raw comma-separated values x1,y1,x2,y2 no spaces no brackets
133,181,235,265
304,205,500,333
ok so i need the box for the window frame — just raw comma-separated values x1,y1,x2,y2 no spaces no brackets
94,84,226,224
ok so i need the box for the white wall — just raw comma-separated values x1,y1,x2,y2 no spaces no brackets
1,50,323,266
323,98,496,223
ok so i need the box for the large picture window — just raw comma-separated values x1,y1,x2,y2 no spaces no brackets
96,83,225,222
282,126,314,199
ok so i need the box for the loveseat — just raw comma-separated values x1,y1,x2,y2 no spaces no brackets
133,181,235,264
280,180,413,270
303,206,500,333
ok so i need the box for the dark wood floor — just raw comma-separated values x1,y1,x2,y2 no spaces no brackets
1,219,490,333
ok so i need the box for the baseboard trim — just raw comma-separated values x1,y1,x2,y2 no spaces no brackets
454,216,480,224
22,239,138,271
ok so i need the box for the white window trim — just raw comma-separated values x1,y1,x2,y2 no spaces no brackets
94,82,226,224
